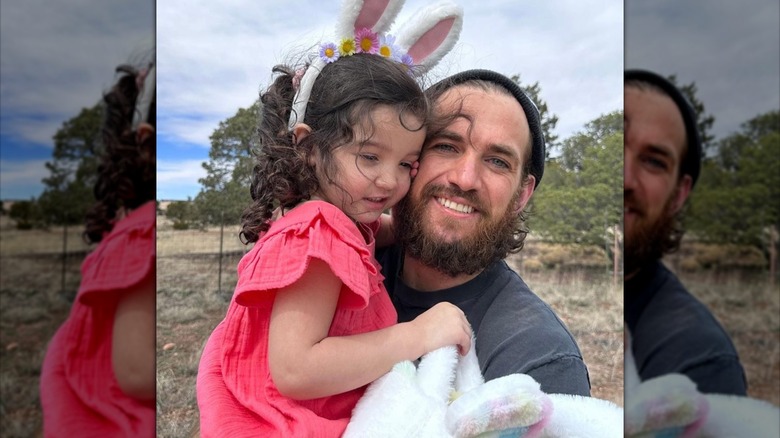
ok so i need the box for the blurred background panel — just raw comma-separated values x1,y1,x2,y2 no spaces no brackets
0,2,154,437
626,0,779,407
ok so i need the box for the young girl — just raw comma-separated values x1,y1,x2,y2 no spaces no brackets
196,2,468,435
40,43,156,437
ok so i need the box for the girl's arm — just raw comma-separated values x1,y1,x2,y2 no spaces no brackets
112,271,156,401
268,258,470,400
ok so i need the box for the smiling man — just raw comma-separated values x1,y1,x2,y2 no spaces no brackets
377,70,591,396
624,69,747,395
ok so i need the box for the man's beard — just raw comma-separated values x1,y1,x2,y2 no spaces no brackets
394,183,519,277
624,190,682,275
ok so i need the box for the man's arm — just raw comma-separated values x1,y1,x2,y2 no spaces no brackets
478,330,592,396
473,276,592,396
523,356,591,396
685,356,747,396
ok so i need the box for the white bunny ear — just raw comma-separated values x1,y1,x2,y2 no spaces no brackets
625,328,641,392
336,0,406,37
395,1,463,75
416,345,459,403
454,335,483,393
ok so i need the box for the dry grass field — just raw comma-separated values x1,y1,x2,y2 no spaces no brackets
2,214,778,437
0,217,86,438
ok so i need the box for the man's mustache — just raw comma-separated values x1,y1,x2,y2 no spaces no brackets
624,191,644,216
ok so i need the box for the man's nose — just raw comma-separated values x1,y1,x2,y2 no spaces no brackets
447,154,481,192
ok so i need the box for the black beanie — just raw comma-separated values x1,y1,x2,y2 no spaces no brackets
426,69,546,188
625,69,702,187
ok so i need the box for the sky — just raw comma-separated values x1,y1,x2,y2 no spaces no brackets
626,0,780,142
3,2,777,202
155,0,624,200
0,1,154,201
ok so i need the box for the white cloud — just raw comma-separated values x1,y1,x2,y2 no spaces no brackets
2,117,68,147
156,159,208,200
0,159,48,199
157,116,223,148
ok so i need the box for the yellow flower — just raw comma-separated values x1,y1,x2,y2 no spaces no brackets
340,37,356,56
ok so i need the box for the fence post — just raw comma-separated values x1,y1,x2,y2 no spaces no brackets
770,224,778,290
218,211,224,294
61,223,68,294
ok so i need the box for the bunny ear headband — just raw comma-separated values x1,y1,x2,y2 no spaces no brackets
132,61,155,131
115,42,156,132
288,0,464,130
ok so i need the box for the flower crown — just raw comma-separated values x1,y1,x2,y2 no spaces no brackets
287,0,464,130
317,28,414,70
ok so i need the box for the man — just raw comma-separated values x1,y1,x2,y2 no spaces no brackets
377,69,591,396
624,69,747,395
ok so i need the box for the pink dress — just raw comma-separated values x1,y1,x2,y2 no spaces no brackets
197,201,397,437
39,201,156,437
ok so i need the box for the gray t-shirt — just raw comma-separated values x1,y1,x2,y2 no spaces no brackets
626,260,747,395
377,245,591,396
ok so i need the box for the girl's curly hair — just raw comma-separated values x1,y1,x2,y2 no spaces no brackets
83,64,156,244
240,53,429,243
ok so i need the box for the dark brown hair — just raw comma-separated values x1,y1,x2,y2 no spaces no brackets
83,65,156,244
240,54,429,243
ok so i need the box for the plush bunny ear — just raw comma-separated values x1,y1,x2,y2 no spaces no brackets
336,0,406,37
624,329,641,392
454,335,483,393
395,1,463,75
416,345,459,404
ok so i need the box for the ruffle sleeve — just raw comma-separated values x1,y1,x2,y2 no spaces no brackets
77,201,156,307
234,201,381,311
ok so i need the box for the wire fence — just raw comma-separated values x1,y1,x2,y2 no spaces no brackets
1,221,91,301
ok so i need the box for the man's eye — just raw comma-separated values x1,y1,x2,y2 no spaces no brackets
430,143,456,152
642,156,668,170
487,157,510,169
400,162,412,169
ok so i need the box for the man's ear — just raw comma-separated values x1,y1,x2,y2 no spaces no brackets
670,174,693,215
292,123,312,144
514,175,536,214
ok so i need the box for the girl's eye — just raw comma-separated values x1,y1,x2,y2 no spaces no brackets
359,154,379,162
400,162,412,169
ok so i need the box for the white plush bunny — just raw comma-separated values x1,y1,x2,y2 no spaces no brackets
344,337,623,438
625,329,780,437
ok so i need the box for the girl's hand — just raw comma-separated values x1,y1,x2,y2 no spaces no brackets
410,160,419,178
410,302,472,356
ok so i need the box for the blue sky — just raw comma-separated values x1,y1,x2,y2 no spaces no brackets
156,0,624,200
0,1,154,200
3,1,777,202
626,0,780,141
